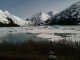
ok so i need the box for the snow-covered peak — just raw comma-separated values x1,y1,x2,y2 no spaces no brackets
31,12,50,22
30,11,60,25
39,12,50,21
5,10,11,15
0,9,30,26
4,10,30,26
46,1,80,25
30,12,50,25
48,11,58,17
0,10,7,17
73,1,80,6
61,1,80,18
0,10,4,13
0,10,10,24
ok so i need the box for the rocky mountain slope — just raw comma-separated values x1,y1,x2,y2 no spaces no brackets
46,2,80,25
0,10,30,27
30,11,57,25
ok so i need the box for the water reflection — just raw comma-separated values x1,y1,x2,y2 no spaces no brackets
0,32,36,43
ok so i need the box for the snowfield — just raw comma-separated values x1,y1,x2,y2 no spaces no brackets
0,26,80,43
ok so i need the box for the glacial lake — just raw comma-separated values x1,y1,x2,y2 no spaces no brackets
0,25,80,43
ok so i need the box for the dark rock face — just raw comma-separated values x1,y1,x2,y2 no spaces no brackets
0,17,19,27
7,17,19,27
46,2,80,25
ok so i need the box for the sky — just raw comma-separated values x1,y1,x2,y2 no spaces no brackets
0,0,80,19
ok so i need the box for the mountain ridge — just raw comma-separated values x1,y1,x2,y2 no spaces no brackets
30,11,57,25
0,10,30,27
45,1,80,25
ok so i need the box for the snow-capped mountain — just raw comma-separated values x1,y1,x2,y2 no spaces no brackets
0,10,10,24
46,1,80,25
0,10,30,27
48,11,58,17
4,10,30,26
30,11,58,25
31,12,50,25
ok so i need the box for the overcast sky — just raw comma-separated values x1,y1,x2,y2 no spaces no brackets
0,0,80,19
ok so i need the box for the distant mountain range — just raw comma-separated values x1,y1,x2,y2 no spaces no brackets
0,10,57,26
0,1,80,26
30,11,58,25
30,1,80,25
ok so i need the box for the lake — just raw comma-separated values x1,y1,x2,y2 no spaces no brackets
0,25,80,43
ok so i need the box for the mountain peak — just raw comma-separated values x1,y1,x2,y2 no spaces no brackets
45,1,80,25
31,12,50,23
4,10,11,15
0,10,4,13
30,11,59,25
0,9,30,26
73,1,80,6
48,11,58,17
36,11,48,17
39,11,44,15
39,12,50,21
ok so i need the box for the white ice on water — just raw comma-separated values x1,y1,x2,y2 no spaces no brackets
0,26,80,42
